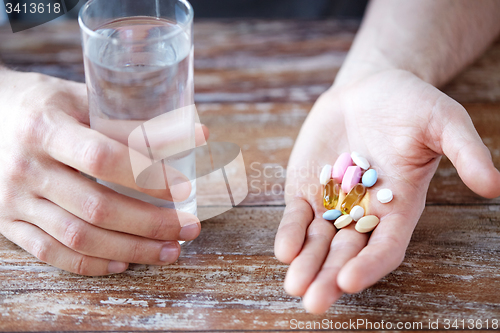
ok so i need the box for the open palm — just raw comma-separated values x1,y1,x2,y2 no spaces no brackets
274,69,500,313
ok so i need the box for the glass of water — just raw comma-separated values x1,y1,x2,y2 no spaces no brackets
78,0,197,228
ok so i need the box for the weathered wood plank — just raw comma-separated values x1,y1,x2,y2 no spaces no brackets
1,21,500,103
1,206,499,331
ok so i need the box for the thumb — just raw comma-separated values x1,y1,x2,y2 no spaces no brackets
434,99,500,199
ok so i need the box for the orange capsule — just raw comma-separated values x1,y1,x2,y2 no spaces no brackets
340,183,366,215
323,179,340,210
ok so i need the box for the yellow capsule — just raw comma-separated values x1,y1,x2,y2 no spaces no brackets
340,183,366,215
323,179,340,210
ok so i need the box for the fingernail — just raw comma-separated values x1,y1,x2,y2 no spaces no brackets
108,261,127,274
159,243,179,263
179,223,200,240
170,178,191,201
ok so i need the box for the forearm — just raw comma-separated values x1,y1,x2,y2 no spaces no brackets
335,0,500,87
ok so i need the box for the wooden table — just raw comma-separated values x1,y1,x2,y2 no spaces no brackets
1,20,500,331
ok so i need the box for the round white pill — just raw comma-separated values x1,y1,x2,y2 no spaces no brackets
351,151,370,170
377,189,393,203
319,164,333,185
349,205,365,221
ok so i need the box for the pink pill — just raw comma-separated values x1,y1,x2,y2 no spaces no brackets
342,166,362,194
332,152,352,183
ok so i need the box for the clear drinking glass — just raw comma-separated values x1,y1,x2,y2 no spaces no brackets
78,0,197,222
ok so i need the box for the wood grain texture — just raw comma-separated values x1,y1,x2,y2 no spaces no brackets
1,20,500,331
1,20,500,104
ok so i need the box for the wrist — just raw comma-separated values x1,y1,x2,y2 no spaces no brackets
333,44,441,89
333,46,400,88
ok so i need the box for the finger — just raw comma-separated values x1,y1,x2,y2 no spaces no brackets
24,198,181,265
337,212,411,294
42,112,191,201
40,163,200,241
52,79,90,125
283,217,336,296
89,118,209,148
274,198,314,264
302,225,368,314
435,101,500,199
197,124,210,146
0,219,128,276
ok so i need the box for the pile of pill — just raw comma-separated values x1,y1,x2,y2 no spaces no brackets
319,152,393,233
